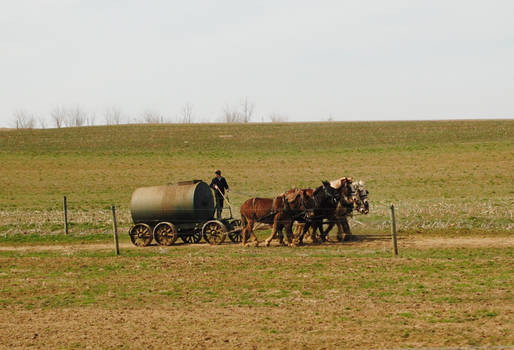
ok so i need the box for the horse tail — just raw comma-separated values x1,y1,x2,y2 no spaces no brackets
241,214,248,229
240,198,253,228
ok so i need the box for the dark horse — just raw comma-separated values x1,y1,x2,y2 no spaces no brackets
322,178,370,241
295,180,352,244
240,188,313,246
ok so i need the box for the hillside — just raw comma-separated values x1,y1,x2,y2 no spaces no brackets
0,120,512,236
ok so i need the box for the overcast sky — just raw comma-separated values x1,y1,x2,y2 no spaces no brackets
1,0,513,127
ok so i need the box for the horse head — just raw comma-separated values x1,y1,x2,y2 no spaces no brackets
352,180,369,214
337,177,355,212
300,189,316,219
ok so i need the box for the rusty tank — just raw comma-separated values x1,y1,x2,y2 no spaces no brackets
128,180,242,247
130,180,214,225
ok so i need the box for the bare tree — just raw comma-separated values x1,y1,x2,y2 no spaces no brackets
38,116,47,129
12,110,35,129
51,106,66,128
270,113,288,123
222,98,255,123
86,112,96,126
180,103,194,124
222,104,243,123
104,106,123,125
66,106,87,127
141,109,163,124
240,97,254,123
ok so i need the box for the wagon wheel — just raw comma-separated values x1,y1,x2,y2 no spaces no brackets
153,222,178,246
227,219,243,243
228,230,242,243
202,220,227,245
181,230,202,244
129,223,153,247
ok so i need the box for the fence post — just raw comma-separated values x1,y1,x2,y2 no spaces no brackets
112,205,120,256
390,204,399,256
63,196,69,235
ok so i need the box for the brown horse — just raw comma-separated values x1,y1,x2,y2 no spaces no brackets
240,188,313,246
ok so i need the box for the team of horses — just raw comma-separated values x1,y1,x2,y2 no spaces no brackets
239,177,369,247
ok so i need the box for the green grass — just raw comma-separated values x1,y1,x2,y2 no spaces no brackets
0,243,512,350
0,120,512,237
1,245,512,310
1,120,513,349
0,232,115,244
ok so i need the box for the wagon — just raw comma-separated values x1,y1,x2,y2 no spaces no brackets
128,180,243,246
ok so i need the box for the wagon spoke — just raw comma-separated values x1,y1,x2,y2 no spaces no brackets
129,224,153,247
202,220,227,245
153,222,178,246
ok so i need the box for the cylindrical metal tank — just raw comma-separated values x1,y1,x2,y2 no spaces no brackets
130,180,214,225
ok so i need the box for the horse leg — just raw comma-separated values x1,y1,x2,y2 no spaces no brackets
297,222,310,245
292,222,304,246
323,219,335,242
265,217,280,246
341,216,353,241
265,227,278,247
318,219,326,243
314,224,322,244
242,218,253,246
277,225,284,245
318,219,327,242
251,224,260,247
335,219,344,242
241,227,248,246
241,220,247,246
310,220,321,244
284,220,293,245
285,221,295,247
278,224,287,246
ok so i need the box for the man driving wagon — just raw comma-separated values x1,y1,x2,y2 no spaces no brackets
210,170,230,219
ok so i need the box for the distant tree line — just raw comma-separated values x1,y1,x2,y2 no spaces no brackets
11,98,293,129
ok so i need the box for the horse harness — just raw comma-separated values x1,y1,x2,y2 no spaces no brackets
251,196,279,221
251,193,308,221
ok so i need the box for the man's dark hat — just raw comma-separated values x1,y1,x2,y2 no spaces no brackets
215,170,221,175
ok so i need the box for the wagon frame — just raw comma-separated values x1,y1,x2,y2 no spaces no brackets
128,180,243,247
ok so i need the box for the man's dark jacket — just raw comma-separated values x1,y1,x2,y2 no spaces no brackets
210,177,229,197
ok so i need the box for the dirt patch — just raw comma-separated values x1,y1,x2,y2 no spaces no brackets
1,234,512,349
404,236,514,249
1,303,512,350
0,242,135,252
1,235,512,252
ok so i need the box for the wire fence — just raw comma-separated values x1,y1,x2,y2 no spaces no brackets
0,198,512,237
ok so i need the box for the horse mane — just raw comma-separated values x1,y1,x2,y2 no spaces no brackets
284,188,301,203
329,178,343,189
329,177,353,189
313,181,330,197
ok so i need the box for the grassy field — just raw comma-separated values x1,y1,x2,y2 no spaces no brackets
1,239,512,349
0,120,513,349
0,120,512,239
